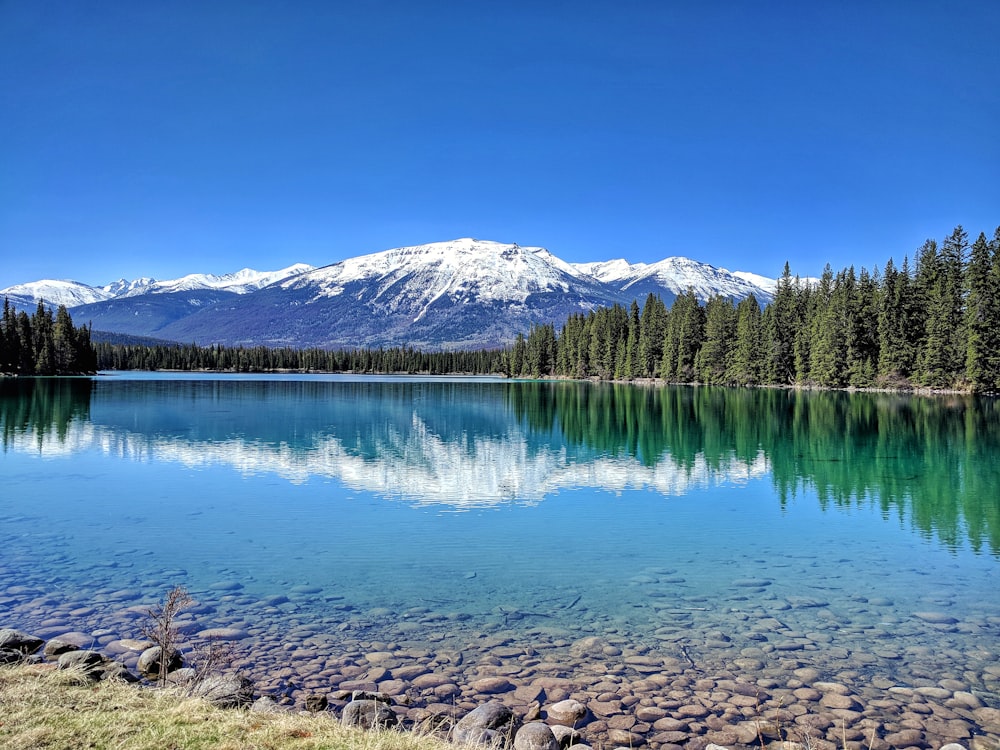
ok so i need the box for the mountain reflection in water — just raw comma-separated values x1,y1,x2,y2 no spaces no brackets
2,375,998,555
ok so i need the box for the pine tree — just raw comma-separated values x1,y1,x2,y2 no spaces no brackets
878,258,910,381
637,294,667,377
729,294,763,385
846,267,879,387
696,296,736,384
965,231,1000,391
663,289,704,382
918,227,967,386
1,298,17,373
808,265,848,387
765,262,797,384
622,300,640,380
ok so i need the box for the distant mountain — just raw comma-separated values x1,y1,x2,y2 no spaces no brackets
0,264,314,311
1,279,113,310
2,240,774,350
578,256,772,304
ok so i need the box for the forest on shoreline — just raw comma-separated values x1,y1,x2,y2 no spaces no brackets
5,224,999,392
0,300,97,376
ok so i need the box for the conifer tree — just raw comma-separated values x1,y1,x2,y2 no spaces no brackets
730,294,764,385
965,231,1000,390
765,262,797,383
637,294,667,377
696,296,736,384
918,228,967,386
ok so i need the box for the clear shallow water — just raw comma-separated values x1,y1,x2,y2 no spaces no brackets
2,374,999,745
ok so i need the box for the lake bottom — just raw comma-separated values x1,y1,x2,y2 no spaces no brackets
3,510,998,750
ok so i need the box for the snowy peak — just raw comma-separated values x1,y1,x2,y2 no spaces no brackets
617,256,771,301
572,258,648,283
285,238,598,311
144,264,315,295
0,279,114,308
2,264,315,307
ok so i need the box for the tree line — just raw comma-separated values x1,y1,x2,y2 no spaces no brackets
0,300,97,375
93,339,507,375
507,225,1000,392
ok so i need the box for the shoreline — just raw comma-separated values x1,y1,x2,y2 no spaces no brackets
3,584,998,750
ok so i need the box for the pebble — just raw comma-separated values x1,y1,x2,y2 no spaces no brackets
196,627,248,640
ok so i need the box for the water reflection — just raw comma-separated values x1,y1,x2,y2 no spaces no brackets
2,376,998,554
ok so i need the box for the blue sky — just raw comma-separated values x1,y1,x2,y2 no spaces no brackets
2,0,998,290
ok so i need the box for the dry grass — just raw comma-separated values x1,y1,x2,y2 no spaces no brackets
0,663,455,750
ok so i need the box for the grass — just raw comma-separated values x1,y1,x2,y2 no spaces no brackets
0,663,457,750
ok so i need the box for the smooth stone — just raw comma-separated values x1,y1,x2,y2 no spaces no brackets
196,627,248,640
412,673,454,688
208,581,244,591
677,703,711,718
471,676,515,694
453,701,517,746
607,728,645,746
884,729,924,747
914,612,958,624
813,681,850,695
948,692,983,710
653,718,689,732
636,706,668,722
819,693,860,711
514,722,559,750
546,699,588,726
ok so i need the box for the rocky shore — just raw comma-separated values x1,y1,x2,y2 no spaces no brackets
3,601,999,750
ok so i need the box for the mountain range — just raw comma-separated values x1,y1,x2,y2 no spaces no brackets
1,238,776,350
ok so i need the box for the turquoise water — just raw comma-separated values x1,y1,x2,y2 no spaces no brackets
1,374,998,736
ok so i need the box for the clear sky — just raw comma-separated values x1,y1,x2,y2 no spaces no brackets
2,0,998,290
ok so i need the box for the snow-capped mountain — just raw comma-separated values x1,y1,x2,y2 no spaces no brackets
3,240,775,349
0,279,115,309
104,264,316,298
580,256,772,302
0,263,314,310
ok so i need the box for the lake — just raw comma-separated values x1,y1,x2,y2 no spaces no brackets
2,373,998,749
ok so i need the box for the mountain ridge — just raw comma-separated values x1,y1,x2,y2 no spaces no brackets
2,239,776,350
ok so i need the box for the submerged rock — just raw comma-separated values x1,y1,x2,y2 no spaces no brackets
514,722,559,750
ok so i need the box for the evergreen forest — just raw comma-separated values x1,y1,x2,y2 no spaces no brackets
0,300,97,375
507,225,1000,392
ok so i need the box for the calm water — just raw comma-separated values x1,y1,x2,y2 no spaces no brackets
2,374,998,739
